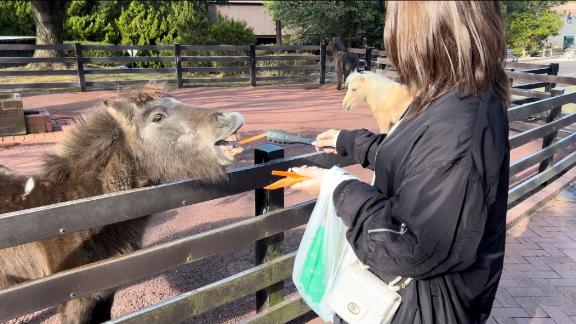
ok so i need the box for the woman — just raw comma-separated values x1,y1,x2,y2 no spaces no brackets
292,1,510,323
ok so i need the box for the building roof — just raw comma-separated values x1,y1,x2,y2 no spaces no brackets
226,0,264,4
0,36,36,40
216,2,276,36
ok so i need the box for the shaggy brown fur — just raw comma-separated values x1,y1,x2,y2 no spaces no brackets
0,85,244,323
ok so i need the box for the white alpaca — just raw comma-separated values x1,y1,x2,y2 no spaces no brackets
342,70,413,133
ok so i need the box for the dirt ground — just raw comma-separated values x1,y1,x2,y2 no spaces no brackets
0,84,547,323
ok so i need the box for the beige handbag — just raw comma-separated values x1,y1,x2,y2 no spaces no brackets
324,244,412,324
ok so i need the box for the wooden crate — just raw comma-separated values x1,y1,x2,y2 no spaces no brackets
25,110,52,134
0,93,26,136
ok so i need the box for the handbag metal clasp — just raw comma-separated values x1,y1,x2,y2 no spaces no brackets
347,302,360,315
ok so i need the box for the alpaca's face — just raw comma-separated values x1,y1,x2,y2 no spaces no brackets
342,74,368,110
105,96,244,182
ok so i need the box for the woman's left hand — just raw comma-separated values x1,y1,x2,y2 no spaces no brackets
290,166,329,195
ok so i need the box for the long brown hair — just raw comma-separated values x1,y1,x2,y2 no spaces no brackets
384,1,510,116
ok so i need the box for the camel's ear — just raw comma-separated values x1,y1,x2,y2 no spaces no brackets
104,98,135,122
128,83,166,104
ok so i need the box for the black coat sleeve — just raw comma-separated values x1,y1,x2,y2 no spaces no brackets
336,129,386,170
333,157,487,279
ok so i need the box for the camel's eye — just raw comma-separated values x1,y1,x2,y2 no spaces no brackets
351,88,357,92
151,112,165,123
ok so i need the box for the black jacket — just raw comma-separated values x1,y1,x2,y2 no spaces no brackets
332,87,509,323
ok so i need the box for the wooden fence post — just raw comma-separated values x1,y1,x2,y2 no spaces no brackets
175,44,183,89
254,144,285,312
250,44,257,87
275,19,282,45
319,42,326,84
365,47,373,71
545,62,560,92
74,43,86,92
538,87,565,173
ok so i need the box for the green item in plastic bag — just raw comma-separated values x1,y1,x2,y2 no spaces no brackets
298,225,327,303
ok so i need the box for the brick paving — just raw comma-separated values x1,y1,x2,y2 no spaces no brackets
490,189,576,324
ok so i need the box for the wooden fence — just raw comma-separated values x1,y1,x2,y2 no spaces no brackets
0,43,327,91
1,43,550,92
1,62,576,323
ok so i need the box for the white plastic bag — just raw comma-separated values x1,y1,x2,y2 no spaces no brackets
292,166,358,321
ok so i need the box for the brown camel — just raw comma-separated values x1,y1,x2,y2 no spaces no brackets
0,85,245,323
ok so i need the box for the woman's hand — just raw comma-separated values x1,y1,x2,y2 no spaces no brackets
313,129,340,154
290,166,329,195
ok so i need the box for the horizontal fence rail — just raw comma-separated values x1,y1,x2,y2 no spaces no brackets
508,149,576,206
509,112,576,148
508,92,576,122
510,132,576,176
0,152,353,250
243,295,310,324
109,252,297,323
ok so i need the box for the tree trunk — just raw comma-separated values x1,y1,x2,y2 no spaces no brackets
30,0,68,68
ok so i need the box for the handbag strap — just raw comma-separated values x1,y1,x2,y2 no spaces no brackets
388,276,413,291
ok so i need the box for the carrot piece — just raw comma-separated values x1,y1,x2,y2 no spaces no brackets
237,132,268,145
271,170,305,178
264,177,307,190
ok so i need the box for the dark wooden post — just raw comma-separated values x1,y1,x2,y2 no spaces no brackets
254,144,285,312
365,47,373,71
73,43,86,92
319,42,326,84
175,43,183,89
545,62,560,91
250,44,257,87
275,19,282,45
538,87,565,173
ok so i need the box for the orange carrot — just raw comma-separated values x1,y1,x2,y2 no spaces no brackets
264,177,307,190
271,170,306,178
237,132,268,145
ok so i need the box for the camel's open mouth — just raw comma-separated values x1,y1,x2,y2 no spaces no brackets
215,128,244,164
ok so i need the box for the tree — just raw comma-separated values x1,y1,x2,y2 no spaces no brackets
501,0,565,57
174,0,211,44
31,0,69,62
502,1,566,15
65,0,123,44
0,1,34,36
264,0,385,48
116,1,177,46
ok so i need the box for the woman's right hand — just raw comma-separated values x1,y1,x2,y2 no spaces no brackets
313,129,340,154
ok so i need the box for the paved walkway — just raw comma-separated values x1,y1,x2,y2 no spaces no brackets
490,190,576,324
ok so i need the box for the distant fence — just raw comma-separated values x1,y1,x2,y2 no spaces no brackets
0,43,328,91
2,63,576,323
0,43,565,94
